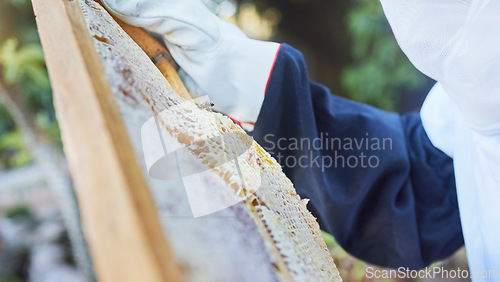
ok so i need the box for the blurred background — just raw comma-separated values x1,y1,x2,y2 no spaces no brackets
0,0,467,281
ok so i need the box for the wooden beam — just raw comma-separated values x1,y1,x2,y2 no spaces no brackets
31,0,184,281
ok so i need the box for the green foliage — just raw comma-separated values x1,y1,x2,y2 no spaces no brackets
4,205,33,220
0,274,24,282
0,38,53,114
321,230,336,246
0,38,48,86
342,0,427,111
323,230,385,281
7,0,30,9
0,0,59,169
0,37,56,169
0,104,14,133
0,129,31,168
36,111,61,145
0,0,39,45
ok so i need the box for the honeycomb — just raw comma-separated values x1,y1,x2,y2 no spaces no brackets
80,1,342,281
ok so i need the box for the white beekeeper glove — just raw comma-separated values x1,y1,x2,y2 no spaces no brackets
101,0,280,123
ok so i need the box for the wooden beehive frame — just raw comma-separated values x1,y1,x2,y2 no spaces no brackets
31,0,183,281
32,1,344,281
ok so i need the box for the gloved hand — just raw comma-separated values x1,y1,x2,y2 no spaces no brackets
101,0,280,123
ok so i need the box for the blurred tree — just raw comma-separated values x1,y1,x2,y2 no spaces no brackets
236,0,431,112
243,0,352,95
0,0,56,168
0,0,94,280
342,0,431,111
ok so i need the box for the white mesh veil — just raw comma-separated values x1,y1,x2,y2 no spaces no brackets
380,0,500,133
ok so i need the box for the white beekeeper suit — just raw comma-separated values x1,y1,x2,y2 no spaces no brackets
380,1,500,279
102,0,500,279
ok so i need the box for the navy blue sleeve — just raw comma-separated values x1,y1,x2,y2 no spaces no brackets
253,44,464,269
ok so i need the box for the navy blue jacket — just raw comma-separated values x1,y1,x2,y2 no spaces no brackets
253,44,464,269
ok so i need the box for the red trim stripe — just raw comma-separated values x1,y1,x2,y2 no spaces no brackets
227,115,255,127
264,43,282,96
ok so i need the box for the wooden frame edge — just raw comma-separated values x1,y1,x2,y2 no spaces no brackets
31,0,184,281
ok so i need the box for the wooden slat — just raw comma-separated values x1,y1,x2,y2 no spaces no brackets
31,0,184,281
